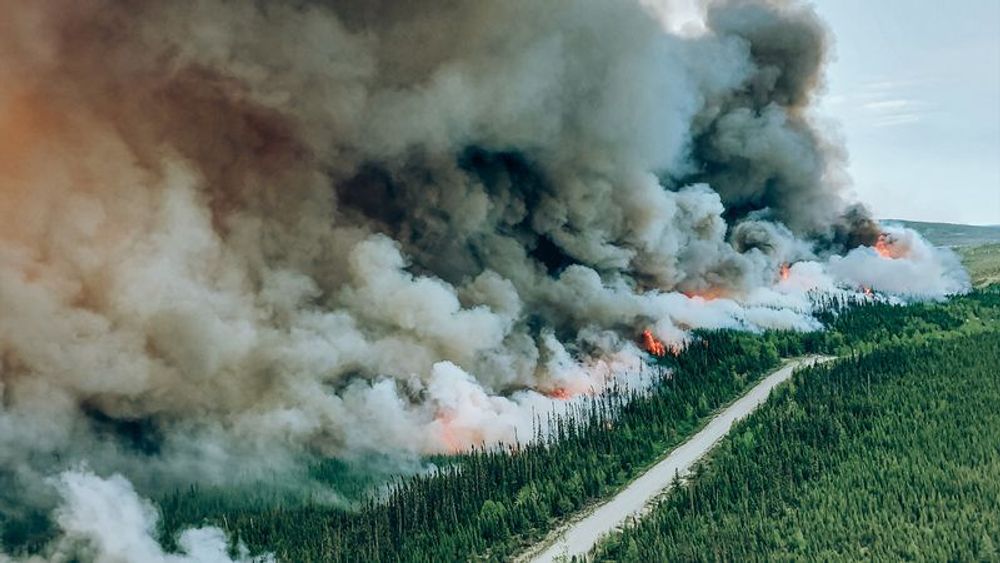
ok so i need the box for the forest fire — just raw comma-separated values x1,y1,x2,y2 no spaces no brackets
682,288,726,301
641,329,683,357
434,412,479,454
546,388,572,401
779,263,791,281
641,329,667,357
874,234,895,259
437,416,462,453
0,5,976,558
862,285,873,297
640,329,687,358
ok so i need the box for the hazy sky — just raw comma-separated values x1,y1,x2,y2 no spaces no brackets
814,0,1000,225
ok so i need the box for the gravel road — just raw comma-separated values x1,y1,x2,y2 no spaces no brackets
521,356,832,563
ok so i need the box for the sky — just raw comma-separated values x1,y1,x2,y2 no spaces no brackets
813,0,1000,226
651,0,1000,226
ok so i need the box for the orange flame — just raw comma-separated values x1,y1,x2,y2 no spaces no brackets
437,415,462,454
862,285,873,297
434,412,483,454
641,329,667,357
546,387,572,401
682,288,725,301
779,263,791,281
874,234,894,259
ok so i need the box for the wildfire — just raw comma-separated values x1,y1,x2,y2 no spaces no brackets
779,263,791,282
874,233,895,259
862,285,873,297
546,387,572,401
641,329,666,357
436,415,462,453
682,288,725,301
641,329,684,357
434,412,483,454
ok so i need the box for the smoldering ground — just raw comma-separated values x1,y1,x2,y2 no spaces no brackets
0,0,967,556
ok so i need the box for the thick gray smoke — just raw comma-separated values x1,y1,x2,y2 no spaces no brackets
0,0,966,532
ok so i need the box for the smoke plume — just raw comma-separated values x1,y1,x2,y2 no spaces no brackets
1,469,270,562
0,0,967,533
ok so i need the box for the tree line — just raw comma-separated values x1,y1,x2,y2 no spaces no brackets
593,326,1000,561
7,289,994,560
148,288,998,562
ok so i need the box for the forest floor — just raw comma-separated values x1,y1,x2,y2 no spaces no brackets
519,355,833,563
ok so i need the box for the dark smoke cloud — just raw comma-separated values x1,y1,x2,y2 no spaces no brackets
0,0,964,539
683,0,876,241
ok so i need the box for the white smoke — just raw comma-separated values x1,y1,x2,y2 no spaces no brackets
0,470,271,563
828,225,971,298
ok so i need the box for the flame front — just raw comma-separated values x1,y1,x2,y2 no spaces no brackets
641,329,667,357
546,388,572,401
682,288,726,301
434,412,484,454
874,233,895,259
779,263,791,281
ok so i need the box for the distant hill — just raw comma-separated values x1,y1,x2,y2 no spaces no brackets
884,220,1000,248
958,243,1000,288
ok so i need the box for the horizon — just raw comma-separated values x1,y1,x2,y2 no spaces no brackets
881,217,1000,228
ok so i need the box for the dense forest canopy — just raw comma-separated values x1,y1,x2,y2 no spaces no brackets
594,322,1000,561
97,288,999,561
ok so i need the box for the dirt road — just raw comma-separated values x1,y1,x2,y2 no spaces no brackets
521,356,832,563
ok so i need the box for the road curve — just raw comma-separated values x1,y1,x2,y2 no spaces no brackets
520,356,833,563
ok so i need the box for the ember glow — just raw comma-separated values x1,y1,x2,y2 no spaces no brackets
683,288,727,301
875,233,896,259
780,263,792,281
641,329,668,358
546,388,573,401
433,412,483,454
